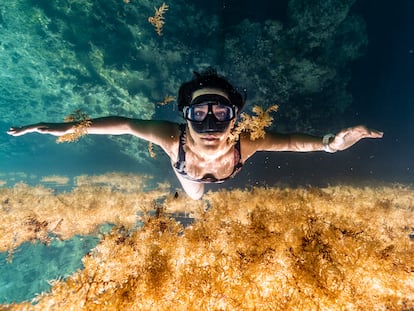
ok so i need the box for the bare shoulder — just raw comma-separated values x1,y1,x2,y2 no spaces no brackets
239,133,263,162
128,120,181,157
153,121,182,159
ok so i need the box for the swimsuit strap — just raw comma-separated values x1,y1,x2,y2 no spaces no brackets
174,124,187,174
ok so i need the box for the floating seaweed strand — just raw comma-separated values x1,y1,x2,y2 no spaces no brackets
148,3,169,36
228,104,279,144
56,109,92,143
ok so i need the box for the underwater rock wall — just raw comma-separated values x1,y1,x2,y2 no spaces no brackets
223,0,367,133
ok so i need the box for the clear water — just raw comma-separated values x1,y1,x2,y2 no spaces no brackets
0,0,413,305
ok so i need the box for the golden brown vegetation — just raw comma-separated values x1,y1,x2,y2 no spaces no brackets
148,142,156,158
148,3,169,36
157,95,176,106
56,109,92,143
1,178,413,310
0,173,170,255
229,104,278,143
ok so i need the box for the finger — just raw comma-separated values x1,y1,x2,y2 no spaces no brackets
359,128,383,138
7,127,20,136
7,128,15,134
349,126,383,139
368,129,383,138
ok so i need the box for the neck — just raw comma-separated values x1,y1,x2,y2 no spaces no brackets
186,131,232,160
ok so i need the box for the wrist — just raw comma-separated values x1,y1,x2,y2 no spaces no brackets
322,133,336,153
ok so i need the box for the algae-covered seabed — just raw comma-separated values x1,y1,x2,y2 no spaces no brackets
0,173,413,310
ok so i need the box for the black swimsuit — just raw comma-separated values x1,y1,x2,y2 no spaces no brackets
173,124,243,183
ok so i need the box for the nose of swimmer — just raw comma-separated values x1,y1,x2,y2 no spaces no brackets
205,114,216,131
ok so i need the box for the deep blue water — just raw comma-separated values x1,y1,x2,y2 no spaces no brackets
242,0,414,189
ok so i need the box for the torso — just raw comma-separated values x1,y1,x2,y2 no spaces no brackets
171,125,244,182
182,142,239,180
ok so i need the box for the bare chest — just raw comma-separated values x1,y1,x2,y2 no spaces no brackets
184,147,237,180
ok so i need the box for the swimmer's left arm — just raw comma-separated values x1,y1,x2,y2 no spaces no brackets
244,125,383,155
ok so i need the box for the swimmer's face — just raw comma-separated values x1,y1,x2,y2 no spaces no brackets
186,88,236,145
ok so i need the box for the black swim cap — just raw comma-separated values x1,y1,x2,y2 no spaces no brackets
177,68,245,114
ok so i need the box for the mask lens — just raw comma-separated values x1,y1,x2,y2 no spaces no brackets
185,103,235,122
187,104,209,122
212,104,234,121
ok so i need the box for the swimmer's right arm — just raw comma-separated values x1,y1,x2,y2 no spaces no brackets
7,117,179,148
7,117,131,137
7,122,75,137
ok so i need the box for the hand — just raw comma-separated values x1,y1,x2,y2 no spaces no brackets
329,125,383,152
7,123,73,137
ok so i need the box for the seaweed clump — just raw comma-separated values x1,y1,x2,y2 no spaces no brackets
148,3,169,36
56,110,91,143
229,104,278,143
2,183,413,310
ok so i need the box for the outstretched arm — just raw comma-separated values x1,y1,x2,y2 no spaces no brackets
241,125,383,160
7,117,180,153
8,116,137,137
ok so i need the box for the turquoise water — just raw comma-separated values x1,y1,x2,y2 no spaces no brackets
0,236,99,304
0,0,413,305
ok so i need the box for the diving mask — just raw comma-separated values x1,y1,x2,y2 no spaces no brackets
184,94,237,133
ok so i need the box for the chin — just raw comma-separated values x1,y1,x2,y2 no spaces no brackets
200,137,221,145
